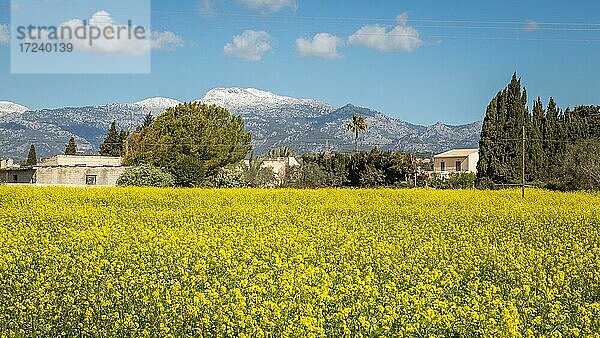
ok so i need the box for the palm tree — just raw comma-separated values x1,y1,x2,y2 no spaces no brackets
346,113,368,153
268,146,294,158
243,156,275,187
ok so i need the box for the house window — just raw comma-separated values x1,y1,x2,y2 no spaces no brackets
440,161,445,171
456,160,462,172
13,174,18,183
86,175,97,186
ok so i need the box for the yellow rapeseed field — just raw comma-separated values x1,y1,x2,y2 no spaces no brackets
0,187,599,337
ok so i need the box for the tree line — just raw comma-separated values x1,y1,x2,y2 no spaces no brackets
478,73,600,190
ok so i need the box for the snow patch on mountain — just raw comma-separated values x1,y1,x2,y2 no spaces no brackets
132,97,182,111
0,101,29,117
199,88,335,118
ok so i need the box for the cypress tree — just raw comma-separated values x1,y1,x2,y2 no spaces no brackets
478,73,529,184
26,144,37,166
529,98,546,182
99,121,122,157
65,137,77,155
541,98,559,179
477,95,500,181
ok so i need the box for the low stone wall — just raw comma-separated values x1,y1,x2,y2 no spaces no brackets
35,167,128,187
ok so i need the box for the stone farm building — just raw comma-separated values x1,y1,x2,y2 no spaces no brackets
1,155,127,187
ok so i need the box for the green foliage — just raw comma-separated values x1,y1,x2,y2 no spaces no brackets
25,145,37,166
64,137,77,155
116,165,175,188
207,165,246,188
476,177,497,190
478,73,600,190
346,113,368,153
124,103,252,187
243,157,276,188
478,73,529,184
554,139,600,191
359,166,386,187
99,121,128,157
430,172,476,190
137,113,155,132
285,162,328,188
268,146,294,158
291,149,412,188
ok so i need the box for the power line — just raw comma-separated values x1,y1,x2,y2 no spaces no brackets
13,4,600,28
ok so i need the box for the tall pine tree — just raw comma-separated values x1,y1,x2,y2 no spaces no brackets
99,121,122,156
137,113,154,132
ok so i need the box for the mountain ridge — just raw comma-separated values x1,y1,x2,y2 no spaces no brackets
0,89,482,158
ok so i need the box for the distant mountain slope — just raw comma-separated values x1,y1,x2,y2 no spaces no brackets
0,100,177,158
0,90,482,159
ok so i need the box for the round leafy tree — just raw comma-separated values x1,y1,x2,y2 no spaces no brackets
124,103,252,187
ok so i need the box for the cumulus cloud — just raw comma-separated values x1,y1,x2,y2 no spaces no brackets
236,0,297,12
224,30,273,61
25,11,183,54
523,21,540,32
296,33,343,59
0,24,9,46
348,13,422,52
151,31,184,50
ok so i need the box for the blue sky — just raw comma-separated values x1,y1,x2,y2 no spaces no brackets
1,0,600,125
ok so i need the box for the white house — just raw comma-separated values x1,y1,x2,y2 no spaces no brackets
433,149,479,175
243,156,300,184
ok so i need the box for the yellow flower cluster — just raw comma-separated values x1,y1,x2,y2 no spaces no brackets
0,187,599,337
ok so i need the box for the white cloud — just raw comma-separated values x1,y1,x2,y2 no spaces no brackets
236,0,297,12
24,11,183,55
0,25,9,46
396,12,409,26
224,30,273,61
348,13,422,52
523,21,540,32
198,0,218,15
296,33,343,59
151,31,184,50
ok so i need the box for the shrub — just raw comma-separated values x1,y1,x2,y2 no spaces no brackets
117,165,175,188
447,172,477,189
285,163,328,188
207,165,246,188
431,172,477,190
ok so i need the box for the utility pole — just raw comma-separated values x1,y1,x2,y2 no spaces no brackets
522,125,526,198
414,157,417,187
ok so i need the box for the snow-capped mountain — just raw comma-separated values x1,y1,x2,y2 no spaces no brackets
132,97,182,113
0,101,29,117
0,90,482,158
200,88,335,118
